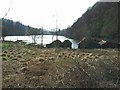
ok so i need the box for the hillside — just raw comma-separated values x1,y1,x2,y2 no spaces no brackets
60,2,119,43
0,18,51,40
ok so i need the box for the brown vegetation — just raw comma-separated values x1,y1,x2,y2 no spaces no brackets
1,42,120,88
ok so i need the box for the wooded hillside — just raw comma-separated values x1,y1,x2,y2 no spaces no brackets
60,2,119,43
0,18,51,40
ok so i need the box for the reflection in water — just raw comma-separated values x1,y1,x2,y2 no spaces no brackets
5,35,79,49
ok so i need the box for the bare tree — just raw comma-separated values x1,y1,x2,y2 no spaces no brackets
26,26,40,45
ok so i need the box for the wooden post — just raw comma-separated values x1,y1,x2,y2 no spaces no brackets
41,26,43,46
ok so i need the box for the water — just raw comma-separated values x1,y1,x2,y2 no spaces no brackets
5,35,79,49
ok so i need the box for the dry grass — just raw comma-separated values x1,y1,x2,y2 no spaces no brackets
1,41,120,88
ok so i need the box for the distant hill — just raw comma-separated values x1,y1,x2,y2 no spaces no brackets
0,18,51,40
60,2,119,43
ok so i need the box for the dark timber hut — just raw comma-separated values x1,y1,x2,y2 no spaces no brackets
46,40,62,48
62,40,72,48
78,38,101,49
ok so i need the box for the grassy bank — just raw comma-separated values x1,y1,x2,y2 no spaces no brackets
1,41,120,88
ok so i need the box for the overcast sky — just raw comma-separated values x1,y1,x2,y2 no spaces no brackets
1,0,102,30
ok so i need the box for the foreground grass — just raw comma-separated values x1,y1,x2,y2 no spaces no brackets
1,41,120,88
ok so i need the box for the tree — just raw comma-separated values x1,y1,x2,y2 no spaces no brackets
0,19,2,40
26,26,40,44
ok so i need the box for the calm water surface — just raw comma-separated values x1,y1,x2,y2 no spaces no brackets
5,35,79,49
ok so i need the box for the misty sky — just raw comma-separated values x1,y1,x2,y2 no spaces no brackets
1,0,102,30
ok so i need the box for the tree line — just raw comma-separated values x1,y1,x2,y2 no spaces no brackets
0,18,51,41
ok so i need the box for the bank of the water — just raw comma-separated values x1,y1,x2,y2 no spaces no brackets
4,35,79,49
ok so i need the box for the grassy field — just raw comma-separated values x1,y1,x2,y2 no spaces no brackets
1,41,120,88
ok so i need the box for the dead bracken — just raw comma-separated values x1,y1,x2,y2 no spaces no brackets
2,42,119,88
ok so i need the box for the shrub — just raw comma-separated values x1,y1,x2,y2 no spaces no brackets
2,53,6,57
3,57,7,61
17,55,22,58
